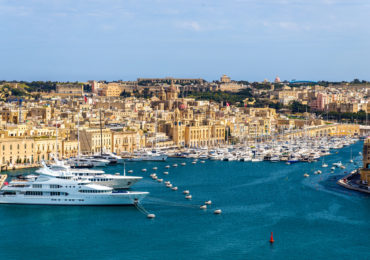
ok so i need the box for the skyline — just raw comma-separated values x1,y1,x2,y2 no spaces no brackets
1,0,370,82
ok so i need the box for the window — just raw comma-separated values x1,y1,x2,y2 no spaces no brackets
32,184,42,188
25,191,43,196
50,184,62,188
50,192,61,196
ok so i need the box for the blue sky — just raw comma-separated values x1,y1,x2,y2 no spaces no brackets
0,0,369,82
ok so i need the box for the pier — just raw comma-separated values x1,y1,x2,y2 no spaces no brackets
337,170,370,194
0,174,8,189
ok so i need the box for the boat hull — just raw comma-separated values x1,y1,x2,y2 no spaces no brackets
0,192,148,206
127,155,167,162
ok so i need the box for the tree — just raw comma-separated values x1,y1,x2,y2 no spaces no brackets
290,101,310,113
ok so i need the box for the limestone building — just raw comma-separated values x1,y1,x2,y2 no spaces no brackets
360,138,370,185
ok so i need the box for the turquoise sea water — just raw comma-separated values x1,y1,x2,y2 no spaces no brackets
0,141,369,260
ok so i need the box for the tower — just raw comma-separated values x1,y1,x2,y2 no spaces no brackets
166,80,178,100
172,108,184,146
360,138,370,185
159,86,166,101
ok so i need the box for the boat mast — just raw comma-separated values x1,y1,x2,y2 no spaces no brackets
55,120,58,159
77,110,80,162
100,108,103,155
123,161,126,176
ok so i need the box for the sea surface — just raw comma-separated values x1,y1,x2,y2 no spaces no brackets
0,141,369,260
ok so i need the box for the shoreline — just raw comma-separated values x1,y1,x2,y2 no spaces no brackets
337,170,370,194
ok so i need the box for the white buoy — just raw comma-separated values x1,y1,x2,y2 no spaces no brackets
304,173,309,178
200,161,205,163
205,200,212,205
163,171,169,175
185,195,192,200
171,186,178,191
192,161,196,164
152,167,158,170
165,165,170,168
166,184,173,188
173,164,178,167
157,178,163,183
200,205,207,209
142,168,147,172
164,181,171,185
152,176,158,180
183,190,190,194
128,170,133,173
181,162,186,166
147,214,156,219
214,209,222,214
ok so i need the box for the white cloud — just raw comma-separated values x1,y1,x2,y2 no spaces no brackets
176,21,202,31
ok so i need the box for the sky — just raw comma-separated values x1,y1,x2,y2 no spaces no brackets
0,0,369,82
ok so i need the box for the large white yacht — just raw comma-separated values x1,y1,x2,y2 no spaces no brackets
127,150,167,162
95,151,125,164
68,157,110,167
36,162,142,190
0,175,148,206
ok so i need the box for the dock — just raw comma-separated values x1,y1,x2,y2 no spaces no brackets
0,174,8,189
337,170,370,194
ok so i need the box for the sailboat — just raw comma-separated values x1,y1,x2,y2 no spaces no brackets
322,157,328,168
349,148,354,163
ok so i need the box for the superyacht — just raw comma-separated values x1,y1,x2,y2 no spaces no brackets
127,150,168,162
36,161,142,190
0,175,148,206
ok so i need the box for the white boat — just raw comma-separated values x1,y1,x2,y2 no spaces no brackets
68,157,109,167
332,161,343,168
251,157,263,162
0,175,148,206
36,162,142,189
127,150,167,162
90,155,118,165
98,151,125,164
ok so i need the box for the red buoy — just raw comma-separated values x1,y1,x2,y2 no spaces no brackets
269,232,274,243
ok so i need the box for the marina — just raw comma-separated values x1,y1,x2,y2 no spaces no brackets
0,140,368,259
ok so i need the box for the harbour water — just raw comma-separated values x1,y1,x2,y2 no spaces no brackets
0,141,369,260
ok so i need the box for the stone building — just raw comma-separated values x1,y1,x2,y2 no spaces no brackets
56,84,84,95
360,138,370,185
79,128,112,154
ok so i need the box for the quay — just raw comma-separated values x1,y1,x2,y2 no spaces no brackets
337,170,370,194
0,164,40,172
0,174,7,189
337,137,370,194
